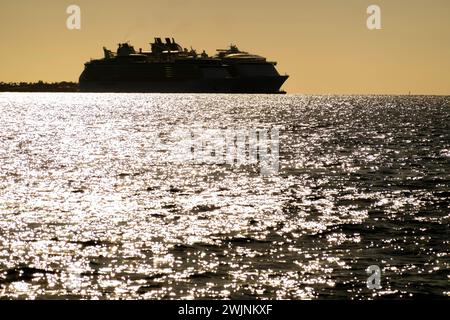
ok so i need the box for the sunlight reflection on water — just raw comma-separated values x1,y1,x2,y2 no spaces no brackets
0,93,449,299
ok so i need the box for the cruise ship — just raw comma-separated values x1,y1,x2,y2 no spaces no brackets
79,37,288,93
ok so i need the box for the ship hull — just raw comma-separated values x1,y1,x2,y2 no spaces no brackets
79,76,288,94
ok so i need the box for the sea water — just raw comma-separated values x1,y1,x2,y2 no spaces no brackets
0,93,448,299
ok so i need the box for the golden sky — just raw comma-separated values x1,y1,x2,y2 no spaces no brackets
1,0,449,94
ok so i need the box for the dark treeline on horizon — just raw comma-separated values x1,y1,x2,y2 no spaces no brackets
0,81,78,92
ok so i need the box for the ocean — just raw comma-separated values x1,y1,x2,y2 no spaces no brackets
0,93,448,299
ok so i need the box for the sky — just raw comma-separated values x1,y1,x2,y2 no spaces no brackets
1,0,449,94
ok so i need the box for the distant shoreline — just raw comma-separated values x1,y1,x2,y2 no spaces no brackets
1,83,448,96
0,81,78,92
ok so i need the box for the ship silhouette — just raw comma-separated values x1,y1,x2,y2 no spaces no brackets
79,37,288,93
